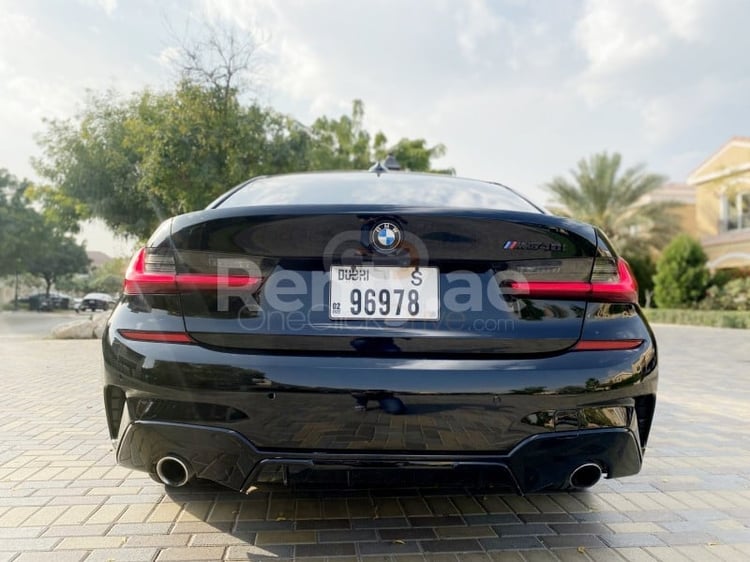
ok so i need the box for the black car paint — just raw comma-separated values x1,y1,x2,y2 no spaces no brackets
103,172,658,493
103,297,655,492
164,207,602,356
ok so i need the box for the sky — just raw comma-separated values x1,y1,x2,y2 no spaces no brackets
2,0,750,255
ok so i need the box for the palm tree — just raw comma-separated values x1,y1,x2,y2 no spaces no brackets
545,152,679,256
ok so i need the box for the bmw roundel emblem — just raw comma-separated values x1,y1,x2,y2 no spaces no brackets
371,222,402,253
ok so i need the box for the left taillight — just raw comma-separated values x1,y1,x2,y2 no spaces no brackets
123,247,264,295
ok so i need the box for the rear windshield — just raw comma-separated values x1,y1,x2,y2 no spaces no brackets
218,172,542,213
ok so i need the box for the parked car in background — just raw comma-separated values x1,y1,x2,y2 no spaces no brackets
76,292,116,312
27,292,72,311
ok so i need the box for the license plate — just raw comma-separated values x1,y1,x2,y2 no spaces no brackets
329,266,439,320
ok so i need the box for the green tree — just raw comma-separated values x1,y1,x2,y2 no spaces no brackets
623,252,656,307
546,152,678,255
25,234,90,297
383,138,453,174
653,234,710,308
1,170,37,278
307,100,450,173
32,25,300,239
34,93,451,240
89,257,128,294
32,92,160,237
57,257,128,295
33,26,451,240
307,100,374,170
33,86,306,239
0,170,89,294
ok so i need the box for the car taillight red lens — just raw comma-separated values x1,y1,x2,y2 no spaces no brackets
572,339,643,351
504,258,638,303
591,259,638,303
123,248,264,295
118,330,194,344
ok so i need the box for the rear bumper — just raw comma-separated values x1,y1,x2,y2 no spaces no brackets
103,337,657,446
116,418,643,493
104,323,657,492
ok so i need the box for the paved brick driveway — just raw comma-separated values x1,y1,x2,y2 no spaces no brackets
1,325,749,561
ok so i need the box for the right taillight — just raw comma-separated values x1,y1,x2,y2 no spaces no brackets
504,257,638,303
123,247,264,295
590,258,638,303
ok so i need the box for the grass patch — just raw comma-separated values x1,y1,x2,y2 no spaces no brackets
643,308,750,329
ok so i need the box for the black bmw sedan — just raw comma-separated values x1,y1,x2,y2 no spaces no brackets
103,170,657,493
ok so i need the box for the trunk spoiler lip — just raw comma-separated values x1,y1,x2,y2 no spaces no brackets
169,205,598,247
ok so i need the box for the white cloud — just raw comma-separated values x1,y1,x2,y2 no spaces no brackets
157,46,180,67
576,1,665,76
1,0,749,219
199,0,327,105
0,9,41,77
192,0,750,197
574,0,709,103
653,0,705,41
273,37,324,103
662,149,710,184
571,0,750,153
454,0,503,64
0,10,36,38
0,1,163,180
640,78,731,145
79,0,117,17
200,0,282,29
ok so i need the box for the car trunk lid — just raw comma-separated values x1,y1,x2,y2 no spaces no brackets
122,207,610,356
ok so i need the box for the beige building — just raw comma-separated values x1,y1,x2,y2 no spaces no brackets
687,137,750,271
640,181,697,235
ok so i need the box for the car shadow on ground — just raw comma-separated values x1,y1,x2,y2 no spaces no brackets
160,469,594,558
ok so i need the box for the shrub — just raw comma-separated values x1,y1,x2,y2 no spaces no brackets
643,308,750,329
623,253,655,307
701,277,750,311
653,235,710,308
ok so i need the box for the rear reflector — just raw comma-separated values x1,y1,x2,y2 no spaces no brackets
123,247,263,295
118,330,194,344
504,259,638,303
572,339,643,351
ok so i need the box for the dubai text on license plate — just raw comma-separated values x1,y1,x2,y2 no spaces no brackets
329,266,439,321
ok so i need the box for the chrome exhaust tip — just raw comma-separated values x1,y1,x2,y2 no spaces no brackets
569,463,603,489
155,455,193,487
